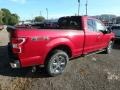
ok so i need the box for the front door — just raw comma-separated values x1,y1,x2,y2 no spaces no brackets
83,19,102,54
94,20,110,49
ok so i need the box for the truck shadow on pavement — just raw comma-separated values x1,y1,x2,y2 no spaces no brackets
0,45,49,78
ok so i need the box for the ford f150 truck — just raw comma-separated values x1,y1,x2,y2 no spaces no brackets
7,16,114,76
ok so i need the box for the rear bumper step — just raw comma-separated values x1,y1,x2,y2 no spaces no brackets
10,60,20,68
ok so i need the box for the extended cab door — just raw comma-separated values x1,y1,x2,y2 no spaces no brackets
83,18,105,54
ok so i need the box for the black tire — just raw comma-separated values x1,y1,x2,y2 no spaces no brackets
45,50,69,77
104,41,113,54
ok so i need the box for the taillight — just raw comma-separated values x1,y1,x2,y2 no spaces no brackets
12,38,26,53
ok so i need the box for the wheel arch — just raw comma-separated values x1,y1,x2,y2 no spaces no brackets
44,44,73,64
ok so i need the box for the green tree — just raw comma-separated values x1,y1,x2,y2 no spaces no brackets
9,14,19,25
34,16,45,22
0,10,3,24
1,8,11,15
0,8,19,25
1,8,11,24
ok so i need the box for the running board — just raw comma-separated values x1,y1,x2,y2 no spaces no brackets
82,49,105,57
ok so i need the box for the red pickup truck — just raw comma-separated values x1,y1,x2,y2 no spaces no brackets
8,16,114,76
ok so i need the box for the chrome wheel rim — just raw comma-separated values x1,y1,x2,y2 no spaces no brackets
50,55,66,74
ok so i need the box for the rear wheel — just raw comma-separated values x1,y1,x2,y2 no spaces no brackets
46,50,69,77
105,41,113,54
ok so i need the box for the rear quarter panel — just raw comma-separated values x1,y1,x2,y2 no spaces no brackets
15,29,84,67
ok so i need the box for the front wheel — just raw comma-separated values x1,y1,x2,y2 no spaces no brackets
105,41,113,54
46,50,69,77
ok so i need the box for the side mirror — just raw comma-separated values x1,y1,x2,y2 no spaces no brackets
100,27,112,34
100,30,108,34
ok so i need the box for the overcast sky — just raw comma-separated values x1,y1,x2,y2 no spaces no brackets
0,0,120,20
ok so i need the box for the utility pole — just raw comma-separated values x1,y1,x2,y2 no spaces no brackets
85,0,88,15
78,0,80,16
40,11,42,16
46,8,48,20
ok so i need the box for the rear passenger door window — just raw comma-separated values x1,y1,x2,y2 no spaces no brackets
87,19,96,31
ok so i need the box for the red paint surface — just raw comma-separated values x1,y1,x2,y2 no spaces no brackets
9,16,114,67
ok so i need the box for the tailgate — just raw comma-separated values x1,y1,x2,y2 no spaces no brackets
7,26,16,40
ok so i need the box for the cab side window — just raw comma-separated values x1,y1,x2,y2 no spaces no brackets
58,16,82,30
69,18,80,30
